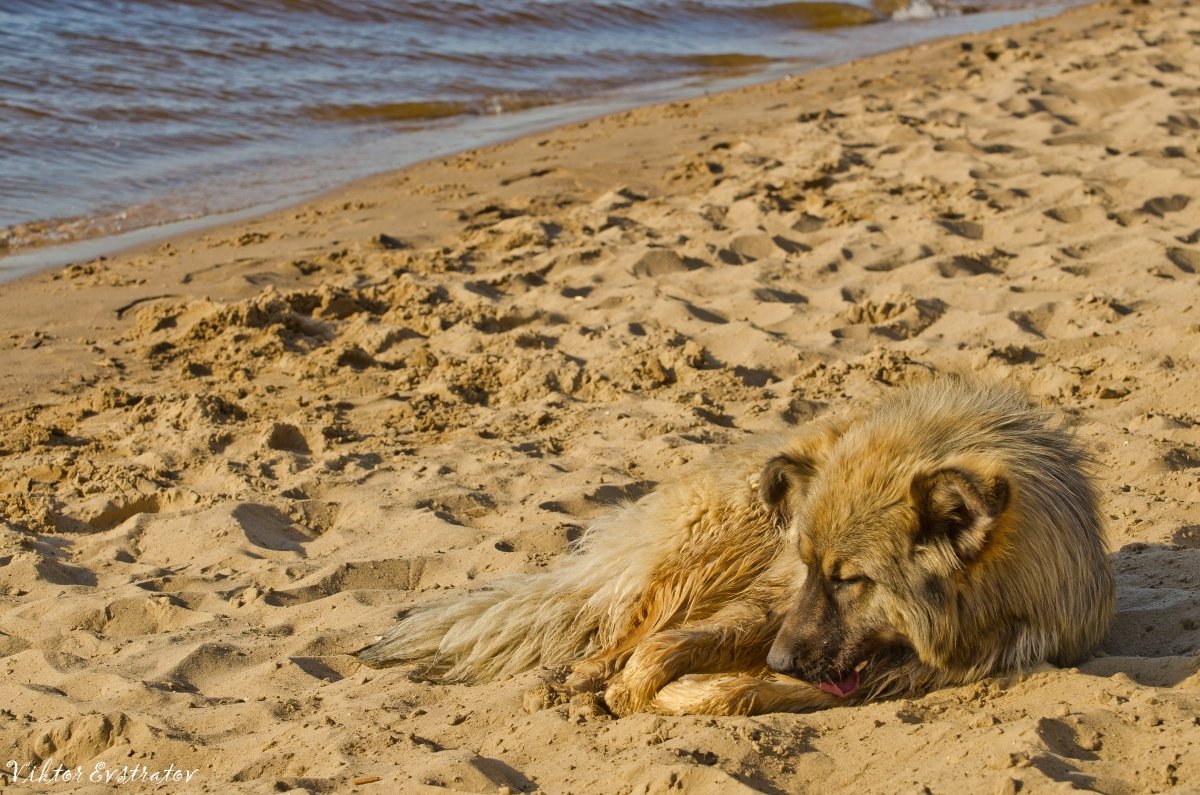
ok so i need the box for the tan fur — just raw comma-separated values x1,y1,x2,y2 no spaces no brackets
359,377,1115,716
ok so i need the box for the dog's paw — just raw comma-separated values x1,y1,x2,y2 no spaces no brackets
603,675,655,717
565,661,607,694
602,679,636,717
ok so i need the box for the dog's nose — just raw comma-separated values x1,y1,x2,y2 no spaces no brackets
766,644,794,674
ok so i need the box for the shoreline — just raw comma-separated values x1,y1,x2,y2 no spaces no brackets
1,0,1199,791
0,0,1080,284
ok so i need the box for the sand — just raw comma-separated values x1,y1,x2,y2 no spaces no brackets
1,0,1199,791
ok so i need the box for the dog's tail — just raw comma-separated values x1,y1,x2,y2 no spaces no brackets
357,492,673,681
356,568,606,681
358,495,678,682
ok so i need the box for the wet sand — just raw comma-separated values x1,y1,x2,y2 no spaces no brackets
1,0,1199,791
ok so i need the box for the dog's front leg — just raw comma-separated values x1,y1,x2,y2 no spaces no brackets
603,606,780,716
602,628,713,716
651,674,845,716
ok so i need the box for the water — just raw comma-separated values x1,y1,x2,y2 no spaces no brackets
0,0,1078,270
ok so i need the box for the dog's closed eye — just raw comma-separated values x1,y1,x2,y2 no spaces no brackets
829,573,871,590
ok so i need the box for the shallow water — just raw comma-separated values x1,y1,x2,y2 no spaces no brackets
0,0,1079,268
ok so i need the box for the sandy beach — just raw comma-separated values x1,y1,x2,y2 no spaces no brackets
2,0,1200,791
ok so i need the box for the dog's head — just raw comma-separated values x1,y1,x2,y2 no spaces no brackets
761,447,1011,698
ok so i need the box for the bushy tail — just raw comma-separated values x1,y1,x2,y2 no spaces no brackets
359,494,671,681
357,569,606,682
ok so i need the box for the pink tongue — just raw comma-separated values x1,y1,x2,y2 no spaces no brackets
818,669,861,697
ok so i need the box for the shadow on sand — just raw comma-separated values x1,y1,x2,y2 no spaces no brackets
1085,533,1200,687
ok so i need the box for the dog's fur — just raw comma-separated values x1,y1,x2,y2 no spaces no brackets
359,377,1115,716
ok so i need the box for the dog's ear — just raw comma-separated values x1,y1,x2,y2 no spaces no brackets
760,453,818,522
912,466,1010,562
760,423,844,523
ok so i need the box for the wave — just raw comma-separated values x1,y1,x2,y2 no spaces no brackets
677,52,776,68
83,0,896,32
308,100,476,124
747,2,882,27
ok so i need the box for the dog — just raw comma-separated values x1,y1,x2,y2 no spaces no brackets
359,376,1115,716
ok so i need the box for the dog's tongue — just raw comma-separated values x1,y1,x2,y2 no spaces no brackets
818,670,861,698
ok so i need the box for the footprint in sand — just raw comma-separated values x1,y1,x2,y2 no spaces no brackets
0,631,30,657
936,250,1009,277
1166,247,1199,274
937,217,985,240
1027,96,1085,126
791,212,826,234
1007,306,1053,338
18,713,166,770
629,248,691,277
1142,194,1190,217
752,287,807,304
862,242,933,273
79,596,211,637
265,422,312,455
839,292,946,340
720,233,779,264
154,641,266,696
1045,206,1086,224
1043,131,1109,147
264,558,425,607
676,299,728,325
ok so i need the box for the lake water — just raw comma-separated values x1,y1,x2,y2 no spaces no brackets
0,0,1079,273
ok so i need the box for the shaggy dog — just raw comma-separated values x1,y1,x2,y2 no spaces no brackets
359,376,1115,716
